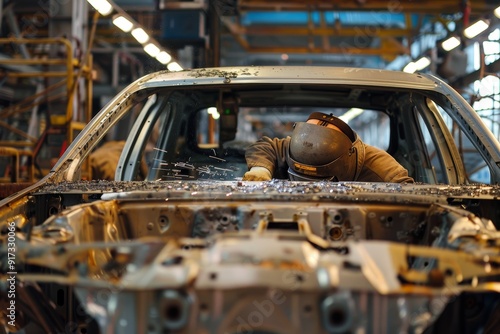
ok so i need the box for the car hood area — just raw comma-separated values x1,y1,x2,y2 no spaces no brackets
4,179,500,333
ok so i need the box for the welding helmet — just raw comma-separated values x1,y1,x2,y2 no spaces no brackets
286,112,358,181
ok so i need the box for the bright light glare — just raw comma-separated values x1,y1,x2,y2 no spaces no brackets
464,20,489,39
143,43,160,57
495,6,500,19
414,57,431,70
156,51,172,64
403,62,417,73
167,62,183,72
131,28,149,44
441,36,461,51
339,108,364,123
212,111,220,120
112,16,133,32
87,0,113,16
207,107,217,115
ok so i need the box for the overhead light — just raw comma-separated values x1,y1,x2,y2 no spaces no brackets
403,62,417,73
464,19,489,39
414,56,431,70
144,43,160,57
167,62,183,72
441,36,461,51
339,108,364,122
403,56,431,73
112,15,133,32
156,51,172,64
495,6,500,19
87,0,113,16
131,28,149,44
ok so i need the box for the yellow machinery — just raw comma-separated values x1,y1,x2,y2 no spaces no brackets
0,37,93,188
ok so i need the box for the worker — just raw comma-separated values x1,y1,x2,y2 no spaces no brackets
243,112,414,183
89,140,127,180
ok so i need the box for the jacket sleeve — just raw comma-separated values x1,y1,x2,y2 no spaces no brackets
360,145,415,183
245,136,291,179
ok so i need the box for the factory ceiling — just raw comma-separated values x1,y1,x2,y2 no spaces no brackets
154,0,499,68
215,0,498,67
1,0,499,84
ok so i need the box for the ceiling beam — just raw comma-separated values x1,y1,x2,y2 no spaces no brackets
225,24,419,38
236,0,497,15
220,16,410,58
242,44,407,56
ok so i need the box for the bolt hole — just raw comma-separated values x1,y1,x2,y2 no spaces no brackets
48,206,59,215
329,308,346,326
329,227,343,240
159,215,169,226
164,302,182,322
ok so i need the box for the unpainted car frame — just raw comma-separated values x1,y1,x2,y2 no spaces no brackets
1,66,500,334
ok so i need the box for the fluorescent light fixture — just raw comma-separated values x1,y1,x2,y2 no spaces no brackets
441,36,461,51
464,19,489,39
156,51,172,64
167,62,183,72
131,28,149,44
495,6,500,19
339,108,364,123
112,15,133,32
403,62,417,73
403,57,430,73
144,43,160,57
414,56,431,70
87,0,113,16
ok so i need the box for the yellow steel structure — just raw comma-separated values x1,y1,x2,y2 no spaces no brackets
0,37,93,181
219,0,499,61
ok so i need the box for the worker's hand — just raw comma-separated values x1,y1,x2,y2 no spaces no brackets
243,167,272,181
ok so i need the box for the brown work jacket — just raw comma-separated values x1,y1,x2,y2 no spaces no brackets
245,135,414,183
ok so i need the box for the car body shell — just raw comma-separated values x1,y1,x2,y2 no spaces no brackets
1,66,500,334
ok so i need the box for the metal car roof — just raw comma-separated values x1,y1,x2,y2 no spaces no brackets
141,66,438,91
